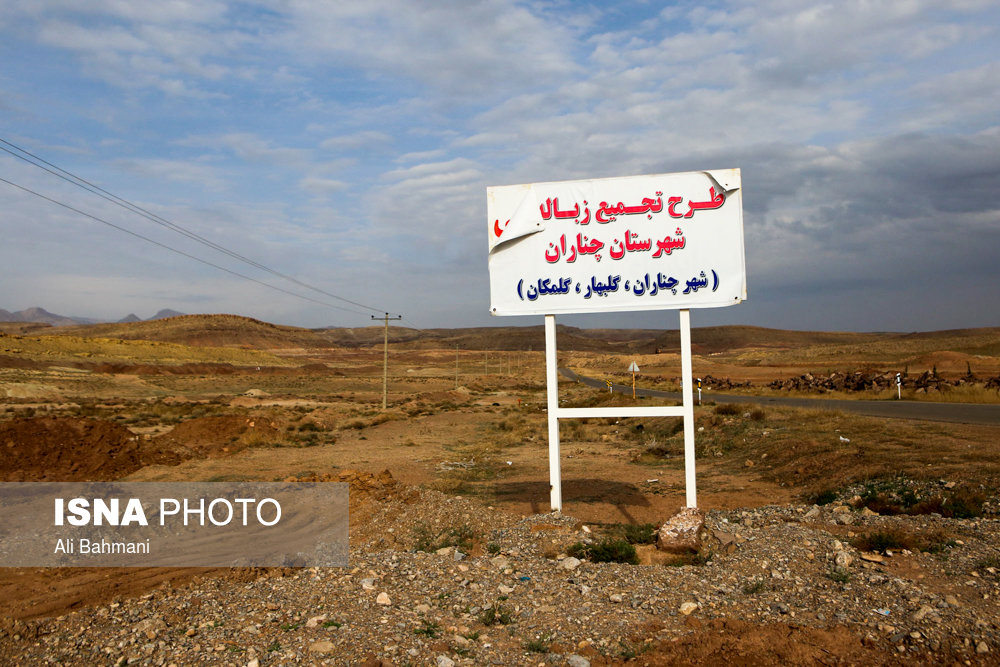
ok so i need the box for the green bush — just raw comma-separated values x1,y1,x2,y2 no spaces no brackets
567,538,638,565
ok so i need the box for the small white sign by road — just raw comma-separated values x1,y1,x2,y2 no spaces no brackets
628,361,640,373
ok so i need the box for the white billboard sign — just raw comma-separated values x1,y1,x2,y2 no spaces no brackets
488,169,746,316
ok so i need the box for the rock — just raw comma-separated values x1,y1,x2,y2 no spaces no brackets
436,655,456,667
945,595,960,607
835,551,853,569
679,601,698,615
308,641,335,654
609,594,623,604
361,577,376,591
305,614,327,628
860,552,884,563
912,605,935,622
414,604,431,614
566,655,591,667
498,585,514,595
656,507,705,553
376,592,391,606
561,557,582,570
977,641,989,654
247,660,260,667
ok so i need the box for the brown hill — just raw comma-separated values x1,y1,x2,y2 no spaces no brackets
38,313,1000,363
316,325,666,352
52,314,335,349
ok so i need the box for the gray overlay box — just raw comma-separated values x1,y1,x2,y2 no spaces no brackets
0,482,348,567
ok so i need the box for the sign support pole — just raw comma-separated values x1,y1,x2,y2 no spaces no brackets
543,310,697,513
372,312,402,410
544,314,562,511
679,309,697,508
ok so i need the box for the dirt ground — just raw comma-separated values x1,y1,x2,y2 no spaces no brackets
1,322,999,664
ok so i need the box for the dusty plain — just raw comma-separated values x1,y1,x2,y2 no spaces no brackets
1,315,999,665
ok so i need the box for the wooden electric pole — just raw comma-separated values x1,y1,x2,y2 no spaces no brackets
373,313,402,409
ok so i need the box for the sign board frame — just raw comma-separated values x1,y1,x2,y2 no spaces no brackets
488,169,745,512
488,169,745,316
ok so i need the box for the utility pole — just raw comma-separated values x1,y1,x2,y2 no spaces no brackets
372,312,402,409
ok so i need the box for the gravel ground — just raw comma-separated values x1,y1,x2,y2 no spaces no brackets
1,475,998,666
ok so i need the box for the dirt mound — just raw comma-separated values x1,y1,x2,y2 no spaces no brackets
284,468,419,546
88,362,240,375
285,468,411,506
0,354,47,370
55,314,334,349
635,617,898,665
0,417,143,481
152,415,281,458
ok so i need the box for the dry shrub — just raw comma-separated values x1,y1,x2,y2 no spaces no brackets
851,527,955,554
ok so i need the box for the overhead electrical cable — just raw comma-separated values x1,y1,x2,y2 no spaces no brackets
0,137,387,314
0,175,374,317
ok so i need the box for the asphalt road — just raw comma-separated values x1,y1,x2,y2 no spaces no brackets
558,368,1000,426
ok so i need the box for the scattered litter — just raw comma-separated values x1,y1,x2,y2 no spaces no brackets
646,478,659,483
505,461,513,466
437,458,476,471
873,608,891,617
518,576,531,582
839,436,851,443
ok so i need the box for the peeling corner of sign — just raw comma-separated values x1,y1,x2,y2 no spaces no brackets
489,188,547,254
701,168,741,195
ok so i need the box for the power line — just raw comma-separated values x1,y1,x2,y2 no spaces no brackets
0,175,374,317
0,136,386,314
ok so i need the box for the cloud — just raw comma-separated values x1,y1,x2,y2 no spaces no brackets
279,0,579,97
178,133,311,165
2,0,999,330
111,157,227,190
299,177,348,195
320,131,393,151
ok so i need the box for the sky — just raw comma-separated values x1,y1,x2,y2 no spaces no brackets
1,0,998,333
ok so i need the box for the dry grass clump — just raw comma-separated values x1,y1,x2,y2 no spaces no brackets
850,527,956,554
340,411,401,430
412,521,476,553
567,538,639,565
857,478,986,519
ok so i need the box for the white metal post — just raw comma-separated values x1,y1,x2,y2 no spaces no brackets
544,314,562,512
679,309,697,508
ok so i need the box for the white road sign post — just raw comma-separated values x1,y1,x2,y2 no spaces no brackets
628,361,640,398
488,169,746,511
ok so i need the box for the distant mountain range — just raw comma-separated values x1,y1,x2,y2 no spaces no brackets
0,307,186,326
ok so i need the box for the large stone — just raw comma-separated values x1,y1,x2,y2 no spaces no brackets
308,641,335,654
561,556,582,570
656,507,705,553
679,601,698,615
